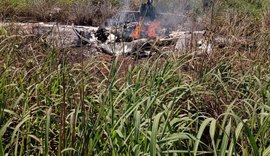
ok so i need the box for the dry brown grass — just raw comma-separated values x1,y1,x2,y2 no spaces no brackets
0,0,119,26
71,0,117,26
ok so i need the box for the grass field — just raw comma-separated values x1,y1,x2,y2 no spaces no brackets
1,0,270,155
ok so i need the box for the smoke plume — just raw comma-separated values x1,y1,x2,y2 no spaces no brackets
119,0,130,23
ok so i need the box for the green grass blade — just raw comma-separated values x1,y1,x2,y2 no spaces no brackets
45,107,52,156
0,136,4,156
11,115,31,143
263,145,270,156
220,118,231,156
209,119,217,156
158,133,196,144
216,100,236,149
0,119,13,137
193,117,213,156
228,122,243,156
243,121,260,156
134,110,141,143
150,112,163,156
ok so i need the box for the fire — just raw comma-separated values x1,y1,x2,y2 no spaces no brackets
132,23,141,39
132,17,160,40
132,17,142,39
147,20,160,39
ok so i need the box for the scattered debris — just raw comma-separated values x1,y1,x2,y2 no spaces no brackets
0,21,215,57
0,0,217,58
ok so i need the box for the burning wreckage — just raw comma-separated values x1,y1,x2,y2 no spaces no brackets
72,0,212,57
0,0,212,57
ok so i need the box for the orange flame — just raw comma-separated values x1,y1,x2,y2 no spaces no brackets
132,17,160,40
147,20,160,39
132,24,141,39
132,17,142,39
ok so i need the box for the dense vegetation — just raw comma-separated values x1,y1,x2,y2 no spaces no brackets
1,0,270,155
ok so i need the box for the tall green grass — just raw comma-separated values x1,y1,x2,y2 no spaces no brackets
1,0,270,154
1,25,270,155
